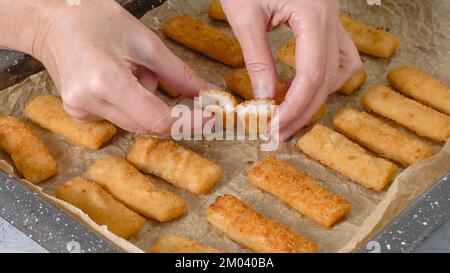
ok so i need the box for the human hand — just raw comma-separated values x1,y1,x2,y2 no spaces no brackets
220,0,363,141
24,0,216,134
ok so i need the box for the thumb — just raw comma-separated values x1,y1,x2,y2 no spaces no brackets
221,1,277,99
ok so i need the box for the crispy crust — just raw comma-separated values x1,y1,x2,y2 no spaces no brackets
388,66,450,115
23,94,116,150
127,137,222,194
298,125,398,191
362,84,450,143
162,14,244,67
0,115,57,183
339,15,400,59
56,177,145,239
86,155,187,222
206,195,317,253
235,99,275,134
208,0,227,21
277,40,367,94
333,108,435,166
248,156,351,227
148,233,220,253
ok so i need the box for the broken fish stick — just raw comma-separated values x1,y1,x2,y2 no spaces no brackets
362,84,450,143
162,14,244,67
208,0,227,21
298,125,398,191
339,15,400,59
388,66,450,115
148,233,220,253
226,68,288,104
333,108,435,166
248,156,351,228
199,89,237,129
56,177,145,239
277,40,367,95
206,195,317,253
127,137,222,194
0,115,57,184
86,156,187,222
23,94,116,150
235,99,275,134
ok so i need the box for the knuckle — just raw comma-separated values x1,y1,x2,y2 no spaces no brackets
61,87,88,110
246,61,273,74
303,70,325,90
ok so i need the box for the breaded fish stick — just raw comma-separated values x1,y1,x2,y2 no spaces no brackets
23,94,116,150
362,84,450,143
333,108,435,166
248,156,351,227
199,89,237,129
277,40,367,95
127,137,222,194
388,66,450,115
56,177,145,239
162,15,244,67
208,0,227,21
86,156,187,222
339,15,400,59
0,115,57,184
235,99,275,134
206,195,317,253
148,233,220,253
298,125,398,191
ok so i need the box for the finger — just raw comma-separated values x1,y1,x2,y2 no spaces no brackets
271,13,327,133
134,67,158,93
333,24,363,91
221,1,277,99
63,103,102,123
132,32,219,98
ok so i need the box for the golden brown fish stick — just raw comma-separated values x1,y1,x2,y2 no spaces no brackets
86,156,187,222
56,177,145,239
388,66,450,115
208,0,227,21
248,156,351,228
298,125,398,191
339,15,400,59
362,84,450,143
23,94,116,150
127,137,222,194
148,233,220,253
162,15,244,67
277,40,367,95
206,195,317,253
0,115,57,184
333,108,435,166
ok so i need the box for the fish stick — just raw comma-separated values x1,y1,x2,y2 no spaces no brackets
298,125,398,191
277,40,367,95
339,15,400,59
148,233,220,253
208,0,227,21
387,66,450,115
127,137,222,194
86,156,187,222
248,156,351,227
206,195,317,253
199,89,237,129
162,14,244,67
333,108,435,166
235,99,275,134
56,177,145,239
0,115,57,184
226,68,288,104
23,94,116,150
362,84,450,143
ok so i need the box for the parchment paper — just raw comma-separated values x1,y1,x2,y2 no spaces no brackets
0,0,449,253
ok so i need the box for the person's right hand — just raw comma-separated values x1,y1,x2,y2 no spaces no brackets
21,1,216,134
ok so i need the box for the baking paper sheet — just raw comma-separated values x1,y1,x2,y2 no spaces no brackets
0,0,449,252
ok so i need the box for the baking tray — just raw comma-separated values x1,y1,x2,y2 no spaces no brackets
1,0,449,253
